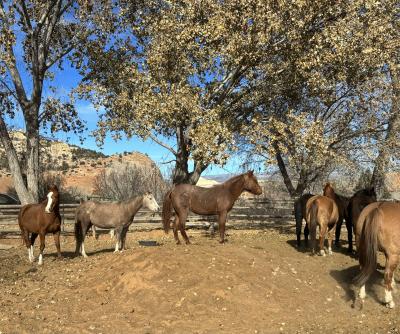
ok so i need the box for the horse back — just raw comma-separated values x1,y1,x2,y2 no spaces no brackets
171,184,226,215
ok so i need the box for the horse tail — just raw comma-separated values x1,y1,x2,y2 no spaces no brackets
162,190,173,234
74,213,83,254
353,207,382,287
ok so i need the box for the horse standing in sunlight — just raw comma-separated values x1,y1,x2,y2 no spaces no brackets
18,185,62,265
162,171,263,244
74,193,159,257
353,202,400,309
305,183,339,256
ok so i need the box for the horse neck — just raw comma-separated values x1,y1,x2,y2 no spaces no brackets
125,196,143,218
224,175,246,200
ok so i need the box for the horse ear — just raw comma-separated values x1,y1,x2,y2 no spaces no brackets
248,170,254,176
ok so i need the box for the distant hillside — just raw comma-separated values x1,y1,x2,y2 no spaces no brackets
0,131,159,196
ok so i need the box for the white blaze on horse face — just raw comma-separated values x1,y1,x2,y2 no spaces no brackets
45,192,54,213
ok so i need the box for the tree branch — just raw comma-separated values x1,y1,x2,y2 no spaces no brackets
148,132,177,155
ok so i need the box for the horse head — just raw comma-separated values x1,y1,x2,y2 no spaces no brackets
45,185,59,213
143,192,160,211
323,182,336,198
244,170,263,195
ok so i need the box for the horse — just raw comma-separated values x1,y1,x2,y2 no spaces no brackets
305,183,339,256
74,193,159,257
346,187,377,253
162,171,262,244
294,193,314,247
320,184,351,250
353,202,400,309
18,185,62,265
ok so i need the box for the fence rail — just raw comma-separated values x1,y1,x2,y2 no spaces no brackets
0,199,296,231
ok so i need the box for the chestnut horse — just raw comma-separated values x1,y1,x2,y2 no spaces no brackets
18,185,62,265
353,202,400,309
346,187,376,253
305,183,339,256
74,193,159,257
162,171,263,244
294,193,314,247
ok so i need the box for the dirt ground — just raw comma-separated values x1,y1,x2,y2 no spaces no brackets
0,225,399,334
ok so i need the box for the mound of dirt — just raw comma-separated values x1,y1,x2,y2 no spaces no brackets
0,229,399,333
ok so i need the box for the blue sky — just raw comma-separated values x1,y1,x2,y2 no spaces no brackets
8,54,244,177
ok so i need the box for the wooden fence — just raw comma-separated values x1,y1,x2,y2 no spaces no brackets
0,199,296,236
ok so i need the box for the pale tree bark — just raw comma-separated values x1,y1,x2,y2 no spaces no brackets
371,64,400,197
0,0,76,204
0,115,34,203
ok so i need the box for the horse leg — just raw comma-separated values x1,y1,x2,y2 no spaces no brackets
345,219,353,253
80,221,90,258
327,225,335,255
319,223,327,256
22,229,34,263
384,254,399,309
38,232,46,265
295,209,302,248
334,217,343,247
178,211,191,245
173,216,181,245
30,233,38,261
114,226,123,252
304,223,309,247
53,231,62,258
218,211,228,244
308,221,317,255
120,225,129,251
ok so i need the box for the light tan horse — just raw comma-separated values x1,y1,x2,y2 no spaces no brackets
305,183,339,256
353,202,400,309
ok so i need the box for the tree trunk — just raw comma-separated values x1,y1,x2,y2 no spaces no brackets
371,65,399,198
171,125,208,185
24,106,40,202
275,146,310,198
0,116,34,204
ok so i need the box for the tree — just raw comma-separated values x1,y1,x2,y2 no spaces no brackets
78,0,297,184
0,1,112,204
240,0,398,198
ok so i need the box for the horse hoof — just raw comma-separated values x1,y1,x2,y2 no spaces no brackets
386,301,395,309
320,250,326,257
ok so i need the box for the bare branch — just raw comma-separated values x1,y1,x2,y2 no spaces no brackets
148,132,177,155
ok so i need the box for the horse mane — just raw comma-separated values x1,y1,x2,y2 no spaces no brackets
323,183,336,199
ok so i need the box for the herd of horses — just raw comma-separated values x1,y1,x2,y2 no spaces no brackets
16,171,400,309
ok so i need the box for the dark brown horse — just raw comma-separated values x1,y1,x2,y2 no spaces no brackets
18,185,61,265
162,171,262,244
305,183,339,256
294,193,314,247
353,202,400,309
321,184,351,250
74,193,159,257
346,187,376,253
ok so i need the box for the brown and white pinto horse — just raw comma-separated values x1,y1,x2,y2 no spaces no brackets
305,183,339,256
18,185,62,265
354,202,400,309
162,171,262,244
